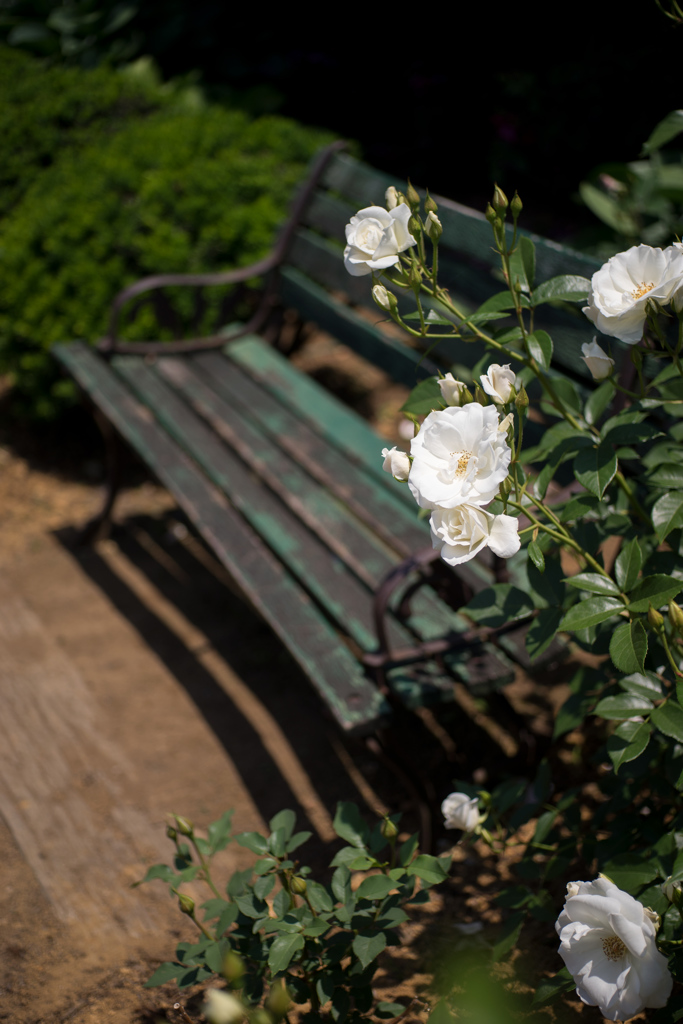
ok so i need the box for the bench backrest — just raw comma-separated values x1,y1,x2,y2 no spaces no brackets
281,149,620,394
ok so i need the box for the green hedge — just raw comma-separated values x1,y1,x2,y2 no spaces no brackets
0,56,334,418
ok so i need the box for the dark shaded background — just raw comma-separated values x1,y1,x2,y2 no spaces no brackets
121,2,682,237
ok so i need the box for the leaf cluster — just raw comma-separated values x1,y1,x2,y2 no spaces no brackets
137,802,449,1023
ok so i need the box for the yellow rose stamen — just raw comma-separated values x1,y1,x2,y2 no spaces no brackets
450,451,473,476
630,281,655,300
602,935,627,961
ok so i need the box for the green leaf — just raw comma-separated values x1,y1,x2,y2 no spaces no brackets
615,538,643,592
492,910,524,961
133,863,176,887
254,874,275,901
573,443,618,499
268,827,287,858
254,857,278,875
398,833,419,867
406,854,449,885
642,109,683,154
204,940,227,974
216,904,238,935
532,968,576,1005
559,493,600,523
607,720,651,772
306,880,333,913
351,932,386,969
609,620,648,673
462,584,535,627
602,421,660,445
234,892,268,919
331,865,352,903
355,875,395,901
202,898,231,921
559,596,624,631
207,810,234,853
527,540,545,572
653,492,683,542
428,1000,455,1024
236,832,269,855
268,933,304,974
619,672,664,700
531,274,591,305
626,574,682,613
269,809,296,841
272,889,290,918
476,290,518,313
527,330,553,371
144,961,183,988
585,381,616,427
647,463,683,490
525,607,564,660
652,702,683,743
400,377,443,416
602,854,659,890
286,831,312,853
594,693,654,719
333,802,370,849
376,1003,407,1018
565,572,620,596
579,181,639,235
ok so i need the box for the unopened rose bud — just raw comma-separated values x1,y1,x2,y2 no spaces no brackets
485,203,497,225
406,179,420,209
266,981,291,1021
662,877,683,907
581,339,614,381
174,815,194,836
510,192,523,219
630,346,643,370
381,817,399,840
648,604,665,633
493,184,508,215
381,446,411,481
251,1011,272,1024
669,600,683,636
385,186,398,210
178,893,195,915
438,372,468,407
480,363,516,405
166,825,178,841
474,385,488,406
372,284,397,312
499,476,512,498
223,950,245,983
408,258,422,290
425,210,442,242
424,192,438,214
408,214,421,238
515,384,529,411
290,875,308,895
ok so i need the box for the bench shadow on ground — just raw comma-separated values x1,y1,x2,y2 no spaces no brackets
54,506,565,868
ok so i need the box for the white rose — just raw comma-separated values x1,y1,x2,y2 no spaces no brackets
408,403,512,510
438,372,468,407
668,241,683,311
581,338,615,381
583,243,683,344
430,505,520,566
480,363,516,404
381,446,411,481
385,185,398,210
344,205,416,277
203,990,245,1024
556,876,672,1021
441,792,483,831
372,284,392,311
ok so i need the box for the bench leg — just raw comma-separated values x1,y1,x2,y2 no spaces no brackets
79,410,123,545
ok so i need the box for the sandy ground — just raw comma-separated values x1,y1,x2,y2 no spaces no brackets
0,337,594,1023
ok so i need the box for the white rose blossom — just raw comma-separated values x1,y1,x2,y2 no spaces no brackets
344,205,416,277
480,363,516,404
581,338,615,381
430,504,520,566
408,403,512,510
583,243,683,344
381,446,411,481
438,372,468,407
556,876,672,1021
441,792,483,832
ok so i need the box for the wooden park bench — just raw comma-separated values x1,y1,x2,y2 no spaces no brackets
53,140,604,747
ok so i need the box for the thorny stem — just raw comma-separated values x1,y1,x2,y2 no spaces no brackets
508,497,613,580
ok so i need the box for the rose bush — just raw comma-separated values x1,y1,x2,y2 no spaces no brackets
556,876,672,1021
343,205,416,276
